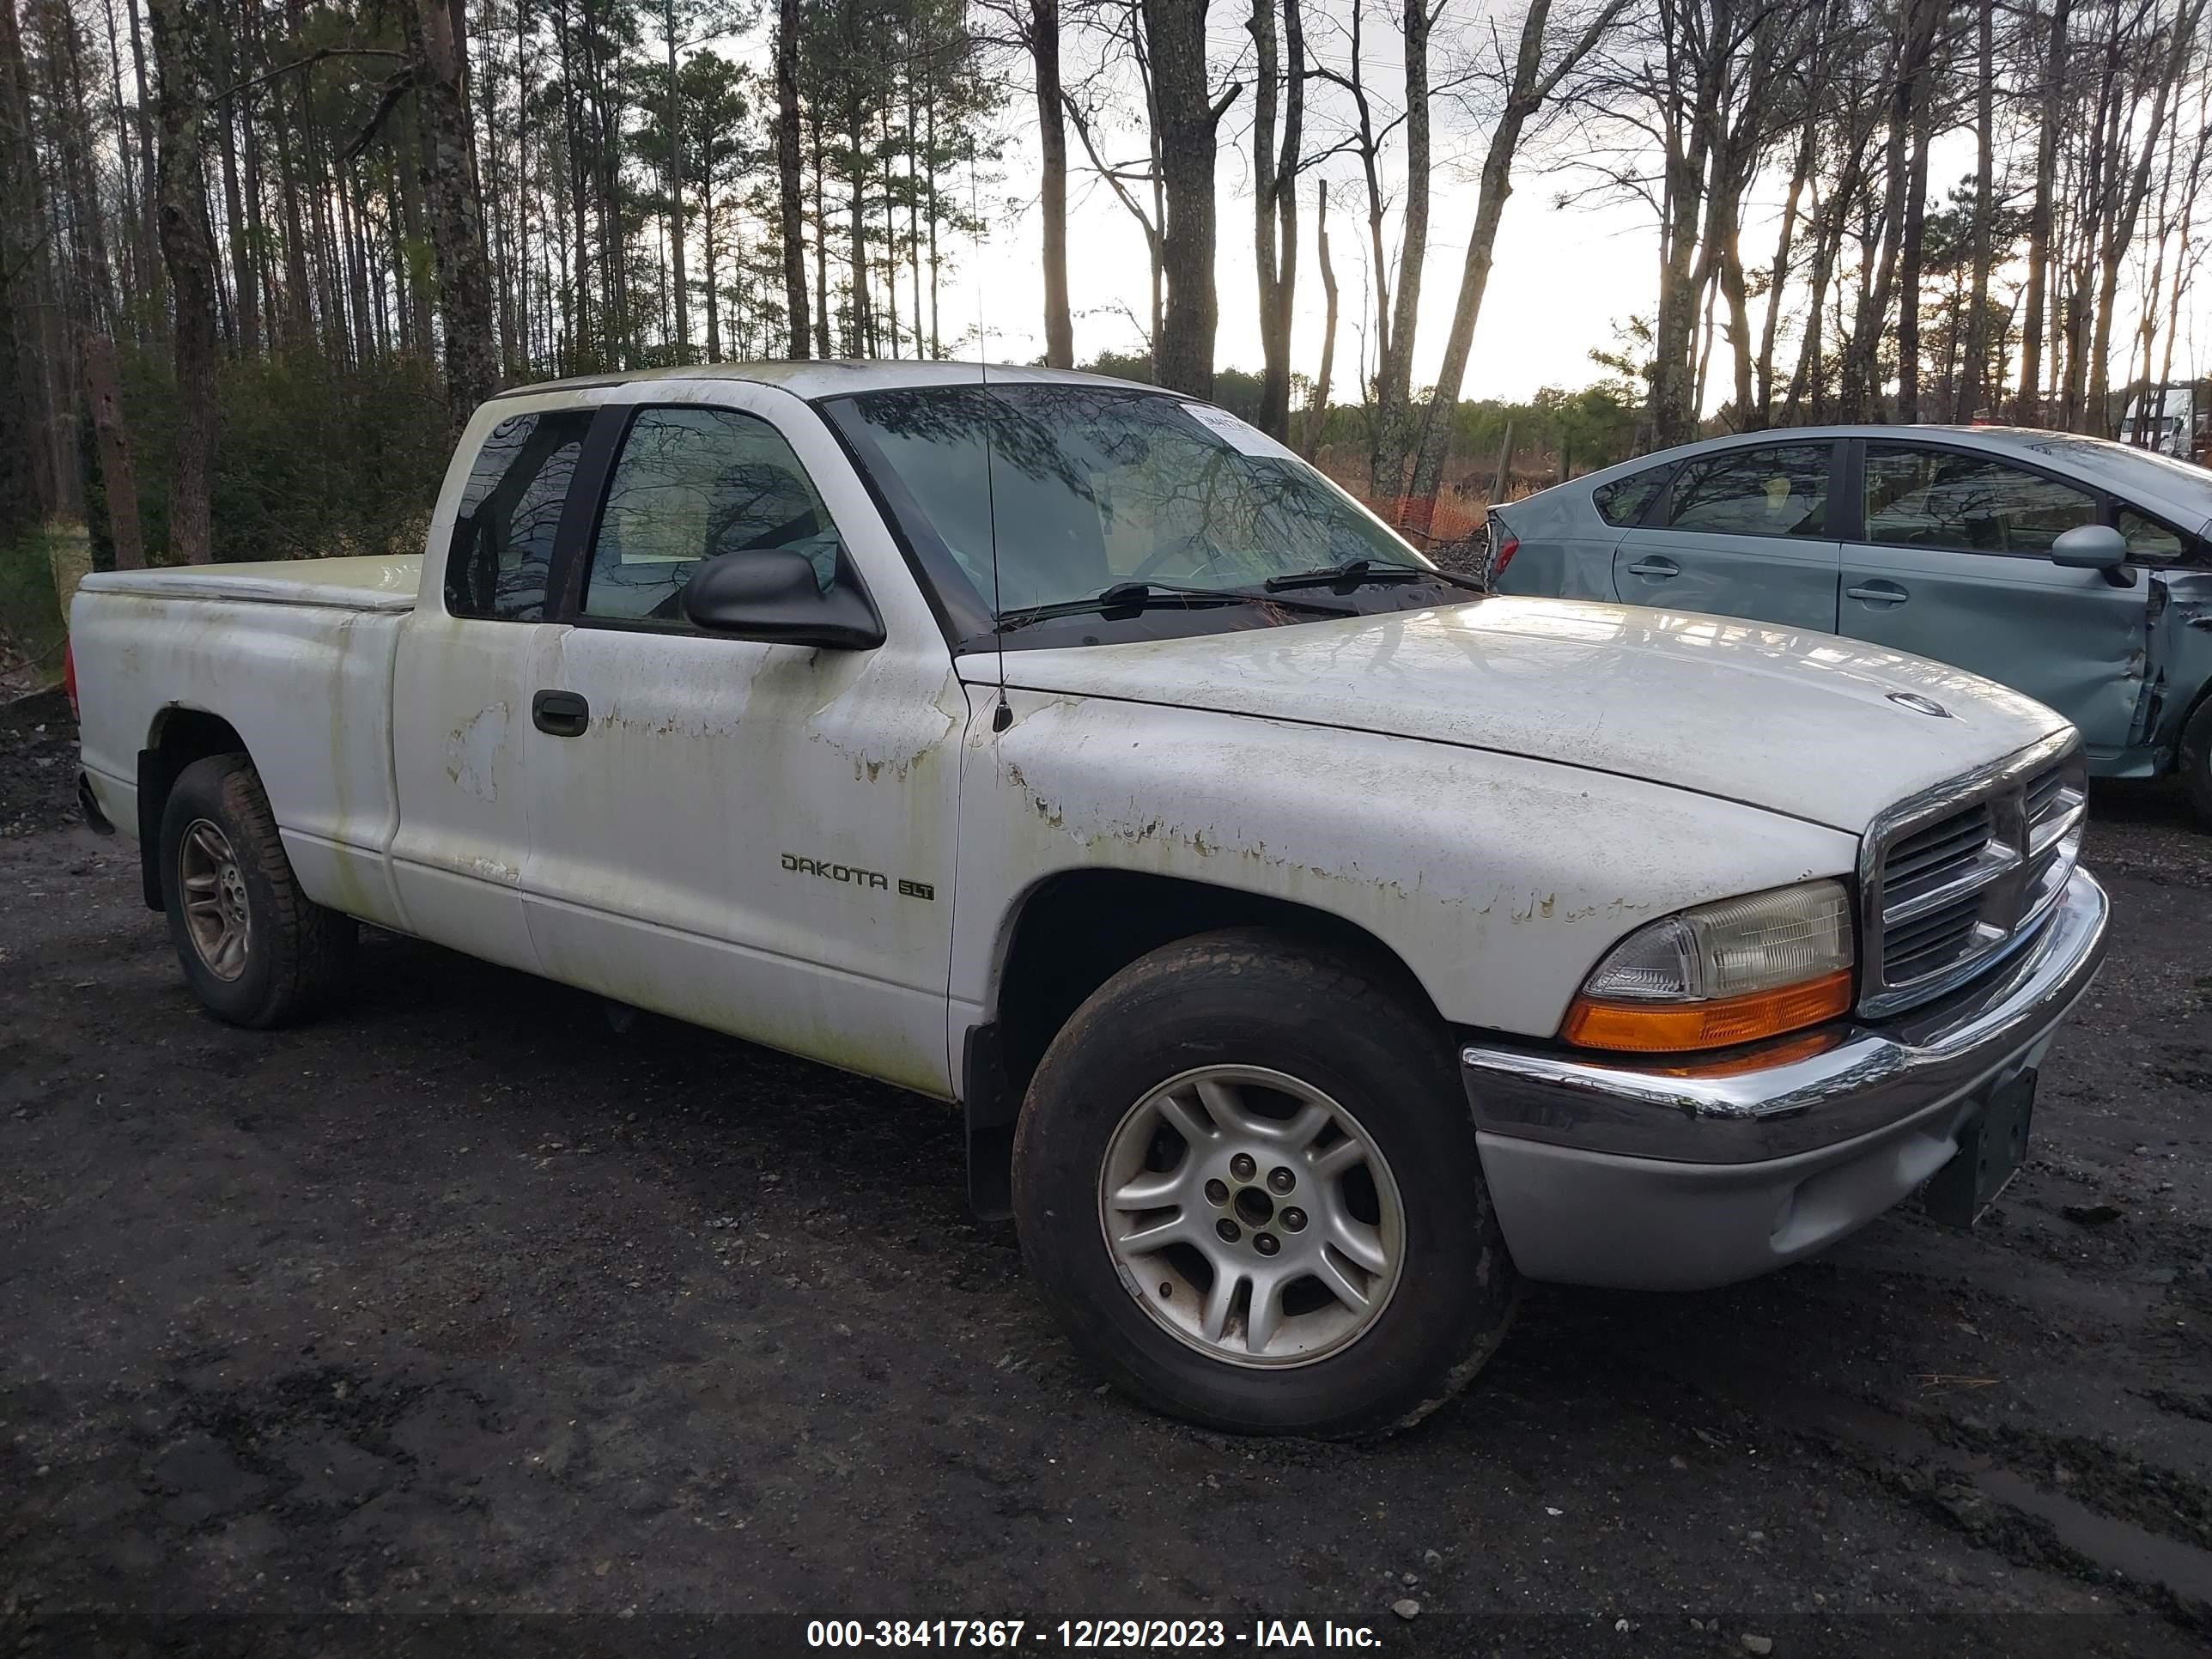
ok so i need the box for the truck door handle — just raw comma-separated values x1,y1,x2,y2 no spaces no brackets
1846,581,1910,607
532,690,591,737
1626,556,1680,579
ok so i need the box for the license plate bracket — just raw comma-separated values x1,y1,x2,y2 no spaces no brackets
1925,1072,2036,1228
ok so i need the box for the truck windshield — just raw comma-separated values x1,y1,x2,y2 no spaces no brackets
823,384,1437,641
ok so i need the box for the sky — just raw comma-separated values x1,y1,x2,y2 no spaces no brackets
949,23,1663,405
705,14,2209,416
696,9,1664,404
997,139,1660,404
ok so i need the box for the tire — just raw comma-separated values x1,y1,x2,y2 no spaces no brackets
158,753,356,1028
1012,928,1517,1437
2181,695,2212,830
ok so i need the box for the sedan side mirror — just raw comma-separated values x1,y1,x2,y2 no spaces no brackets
682,547,886,650
2050,524,2129,568
2050,523,2137,588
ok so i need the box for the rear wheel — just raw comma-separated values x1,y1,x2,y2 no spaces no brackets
1012,929,1517,1437
159,754,356,1028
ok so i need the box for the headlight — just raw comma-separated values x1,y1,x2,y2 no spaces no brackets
1561,879,1854,1053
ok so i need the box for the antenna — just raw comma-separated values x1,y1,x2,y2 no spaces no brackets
972,137,1012,733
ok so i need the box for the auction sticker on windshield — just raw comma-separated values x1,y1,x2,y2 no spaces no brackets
1178,402,1297,460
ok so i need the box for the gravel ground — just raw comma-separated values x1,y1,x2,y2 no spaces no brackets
3,695,2209,1657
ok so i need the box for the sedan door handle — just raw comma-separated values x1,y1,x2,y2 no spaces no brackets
532,689,591,737
1846,581,1910,607
1626,557,1680,579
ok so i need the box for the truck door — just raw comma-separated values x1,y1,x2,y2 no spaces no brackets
1841,440,2150,757
1611,439,1843,632
387,402,598,972
514,386,967,1098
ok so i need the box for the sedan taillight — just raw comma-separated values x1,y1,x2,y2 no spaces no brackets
1488,531,1520,586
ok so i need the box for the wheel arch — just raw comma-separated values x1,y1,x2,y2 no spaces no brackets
2175,671,2212,749
958,867,1446,1219
988,867,1445,1091
136,706,252,910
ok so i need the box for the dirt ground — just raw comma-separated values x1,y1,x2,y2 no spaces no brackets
3,686,2209,1657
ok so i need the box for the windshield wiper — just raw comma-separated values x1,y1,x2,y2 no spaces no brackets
996,580,1352,633
1262,558,1486,595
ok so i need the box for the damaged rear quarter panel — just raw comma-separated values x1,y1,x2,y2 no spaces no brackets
952,690,1860,1039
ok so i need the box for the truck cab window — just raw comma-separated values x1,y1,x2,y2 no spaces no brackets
582,406,843,626
446,410,594,621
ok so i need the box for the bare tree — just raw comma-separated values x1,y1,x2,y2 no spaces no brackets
2086,0,2204,434
1364,0,1437,497
0,0,75,531
1139,0,1239,395
778,0,811,356
1303,177,1339,458
407,0,497,428
1250,0,1304,435
1036,0,1074,366
145,0,219,562
2016,0,2075,423
1406,0,1623,512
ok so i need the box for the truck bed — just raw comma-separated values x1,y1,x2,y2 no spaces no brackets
72,557,417,935
77,556,422,614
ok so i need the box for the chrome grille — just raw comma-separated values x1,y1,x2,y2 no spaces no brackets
1883,803,1996,901
1859,737,2085,1018
2024,765,2065,823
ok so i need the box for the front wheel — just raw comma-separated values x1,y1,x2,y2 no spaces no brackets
159,754,356,1028
1012,929,1517,1437
2181,695,2212,830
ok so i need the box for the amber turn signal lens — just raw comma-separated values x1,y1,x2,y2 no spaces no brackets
1649,1027,1846,1078
1560,969,1853,1054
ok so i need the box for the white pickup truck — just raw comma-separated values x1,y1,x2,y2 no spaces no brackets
71,363,2108,1437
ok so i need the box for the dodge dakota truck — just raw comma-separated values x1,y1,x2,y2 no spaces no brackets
70,363,2109,1437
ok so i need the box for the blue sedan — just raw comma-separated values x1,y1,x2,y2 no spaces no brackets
1484,425,2212,823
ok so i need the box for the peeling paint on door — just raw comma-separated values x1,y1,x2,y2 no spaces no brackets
446,702,511,802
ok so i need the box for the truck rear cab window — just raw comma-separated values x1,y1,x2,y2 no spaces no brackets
446,410,594,620
581,406,844,625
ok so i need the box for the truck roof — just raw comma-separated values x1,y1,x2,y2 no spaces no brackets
489,360,1162,403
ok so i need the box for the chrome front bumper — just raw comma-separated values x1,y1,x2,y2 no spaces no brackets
1459,867,2109,1290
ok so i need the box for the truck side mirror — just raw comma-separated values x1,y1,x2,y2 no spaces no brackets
2049,524,2137,587
682,547,886,650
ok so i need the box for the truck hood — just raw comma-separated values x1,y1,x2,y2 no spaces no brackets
974,598,2070,834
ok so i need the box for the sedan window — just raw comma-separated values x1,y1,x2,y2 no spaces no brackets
1863,443,2097,556
1661,444,1831,538
2116,507,2185,562
1594,463,1672,527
